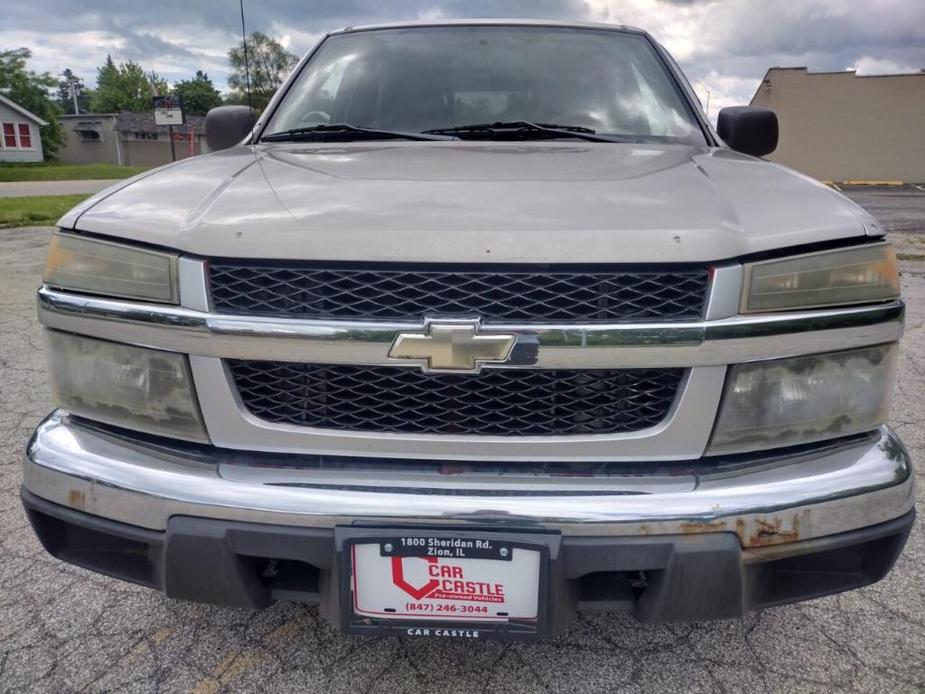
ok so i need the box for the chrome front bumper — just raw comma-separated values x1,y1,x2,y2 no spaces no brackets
24,412,915,549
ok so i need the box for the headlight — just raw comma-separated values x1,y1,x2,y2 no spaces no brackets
46,331,208,442
44,232,179,304
707,343,897,455
741,243,899,313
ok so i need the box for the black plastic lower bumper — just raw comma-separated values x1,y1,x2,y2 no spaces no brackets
22,488,914,635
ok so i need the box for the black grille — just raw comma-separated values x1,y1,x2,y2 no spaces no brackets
209,263,708,322
228,362,683,436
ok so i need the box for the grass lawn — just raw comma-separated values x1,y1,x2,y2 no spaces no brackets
0,195,90,228
0,163,149,182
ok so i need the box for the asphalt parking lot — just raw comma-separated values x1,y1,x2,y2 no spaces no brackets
841,184,925,235
1,186,924,693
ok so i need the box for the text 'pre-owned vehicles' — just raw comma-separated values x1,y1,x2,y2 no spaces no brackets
23,20,912,640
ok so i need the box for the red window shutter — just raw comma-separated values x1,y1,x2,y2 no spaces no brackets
17,123,32,148
2,123,16,148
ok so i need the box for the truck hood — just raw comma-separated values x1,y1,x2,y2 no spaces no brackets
63,142,878,263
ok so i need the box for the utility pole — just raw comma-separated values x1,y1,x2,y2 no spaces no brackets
61,72,80,114
70,78,79,115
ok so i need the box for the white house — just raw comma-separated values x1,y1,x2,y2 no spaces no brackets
0,94,46,162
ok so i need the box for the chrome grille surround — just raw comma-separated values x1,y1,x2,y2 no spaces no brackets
35,258,905,461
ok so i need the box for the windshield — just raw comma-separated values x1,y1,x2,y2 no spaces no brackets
264,26,706,144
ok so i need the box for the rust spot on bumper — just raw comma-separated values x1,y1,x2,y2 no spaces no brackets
67,489,85,510
737,514,802,547
679,520,727,533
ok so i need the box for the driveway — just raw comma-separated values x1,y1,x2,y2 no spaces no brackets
0,180,122,197
1,226,923,693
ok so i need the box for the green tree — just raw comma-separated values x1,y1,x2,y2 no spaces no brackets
172,70,222,115
56,68,91,114
227,32,298,110
91,54,118,109
90,56,157,112
0,48,64,158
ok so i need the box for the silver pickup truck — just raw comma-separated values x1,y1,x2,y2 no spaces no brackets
23,20,913,641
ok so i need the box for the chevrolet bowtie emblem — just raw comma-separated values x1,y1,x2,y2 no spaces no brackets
389,320,516,372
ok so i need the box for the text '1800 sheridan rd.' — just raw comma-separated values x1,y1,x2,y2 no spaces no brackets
22,19,913,640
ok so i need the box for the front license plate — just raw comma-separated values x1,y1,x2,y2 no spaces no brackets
341,532,549,640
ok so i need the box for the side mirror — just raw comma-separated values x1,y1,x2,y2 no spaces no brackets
716,106,778,158
205,106,256,151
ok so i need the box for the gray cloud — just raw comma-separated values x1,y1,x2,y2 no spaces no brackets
116,31,197,61
582,0,924,112
2,0,922,115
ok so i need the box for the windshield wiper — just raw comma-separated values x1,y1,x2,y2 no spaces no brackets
422,121,630,143
261,123,457,143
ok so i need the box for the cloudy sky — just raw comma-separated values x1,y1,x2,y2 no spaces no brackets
3,0,924,116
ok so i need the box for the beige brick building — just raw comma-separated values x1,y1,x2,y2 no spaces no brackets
749,67,925,183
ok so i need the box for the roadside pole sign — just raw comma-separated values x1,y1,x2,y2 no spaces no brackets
154,96,184,162
153,95,184,126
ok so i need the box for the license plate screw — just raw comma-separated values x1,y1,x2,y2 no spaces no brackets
383,543,394,553
499,547,509,558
